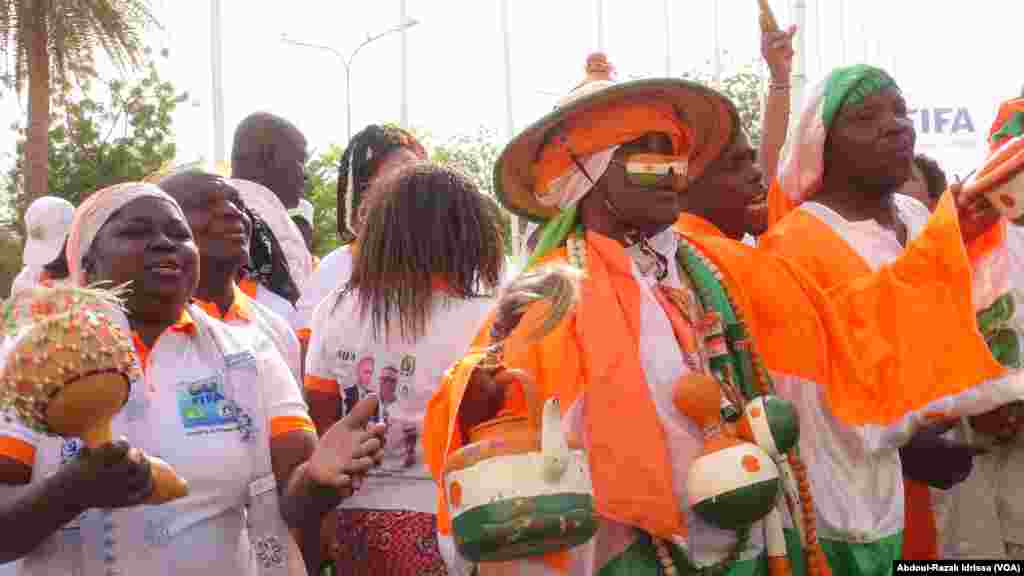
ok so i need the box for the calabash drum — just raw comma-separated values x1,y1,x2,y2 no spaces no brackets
674,374,781,530
736,395,800,458
442,370,596,563
0,285,188,504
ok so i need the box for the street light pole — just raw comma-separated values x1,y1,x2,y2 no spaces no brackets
282,17,419,143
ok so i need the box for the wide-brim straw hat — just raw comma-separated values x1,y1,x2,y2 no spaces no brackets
494,54,740,223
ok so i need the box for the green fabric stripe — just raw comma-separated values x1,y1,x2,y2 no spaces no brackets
676,247,757,399
991,111,1024,147
819,533,903,576
821,65,898,129
526,207,580,270
597,528,806,576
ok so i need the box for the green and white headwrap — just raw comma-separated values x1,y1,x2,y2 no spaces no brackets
776,64,898,213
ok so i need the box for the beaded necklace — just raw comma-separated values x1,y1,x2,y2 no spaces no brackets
565,229,824,576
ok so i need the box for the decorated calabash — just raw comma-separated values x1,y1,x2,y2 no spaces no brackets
736,395,800,458
444,373,596,562
674,374,780,530
0,284,188,504
443,264,596,563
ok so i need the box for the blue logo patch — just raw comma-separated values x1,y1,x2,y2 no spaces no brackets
176,375,239,431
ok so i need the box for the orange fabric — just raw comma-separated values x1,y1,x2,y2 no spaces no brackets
425,234,685,544
901,479,938,560
0,436,36,467
534,100,693,196
269,415,316,438
757,193,1011,558
192,283,254,323
674,212,729,239
304,374,339,396
296,328,311,346
131,310,196,373
238,277,258,299
767,177,797,228
758,191,1006,427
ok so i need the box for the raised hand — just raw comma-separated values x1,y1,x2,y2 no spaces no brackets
761,24,797,82
953,181,1003,244
458,368,522,440
900,425,986,489
970,402,1024,443
306,395,387,492
69,438,154,509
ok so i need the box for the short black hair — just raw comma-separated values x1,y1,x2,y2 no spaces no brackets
913,154,948,199
42,239,69,279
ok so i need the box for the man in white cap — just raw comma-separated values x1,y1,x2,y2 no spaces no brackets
10,196,74,296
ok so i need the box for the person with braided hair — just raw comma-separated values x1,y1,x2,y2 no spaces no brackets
294,124,427,343
305,162,502,575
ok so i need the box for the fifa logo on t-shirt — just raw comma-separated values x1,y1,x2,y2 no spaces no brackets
61,438,83,464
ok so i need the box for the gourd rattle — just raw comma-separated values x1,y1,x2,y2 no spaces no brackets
0,284,188,504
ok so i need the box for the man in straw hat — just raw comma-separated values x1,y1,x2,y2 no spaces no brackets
757,63,1024,571
424,52,1024,576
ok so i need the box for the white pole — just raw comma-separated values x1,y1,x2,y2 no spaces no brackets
499,0,520,258
596,0,605,52
210,0,226,166
838,0,846,65
663,0,672,76
712,0,722,81
792,0,807,136
399,0,409,128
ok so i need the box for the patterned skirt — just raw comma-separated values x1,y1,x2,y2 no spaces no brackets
333,509,448,576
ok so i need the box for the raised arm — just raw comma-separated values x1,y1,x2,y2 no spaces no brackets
758,25,796,186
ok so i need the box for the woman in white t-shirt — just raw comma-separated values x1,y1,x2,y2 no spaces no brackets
0,183,386,576
295,125,428,342
305,163,504,575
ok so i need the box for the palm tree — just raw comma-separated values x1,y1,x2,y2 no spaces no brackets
0,1,156,203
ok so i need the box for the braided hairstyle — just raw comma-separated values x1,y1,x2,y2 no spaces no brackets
238,201,301,305
342,162,505,342
336,124,427,242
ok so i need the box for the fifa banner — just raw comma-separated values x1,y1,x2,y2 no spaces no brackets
907,103,994,180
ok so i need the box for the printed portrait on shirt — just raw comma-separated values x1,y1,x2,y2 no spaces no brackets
333,348,421,471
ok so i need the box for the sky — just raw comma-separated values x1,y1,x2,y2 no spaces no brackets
1,0,1022,183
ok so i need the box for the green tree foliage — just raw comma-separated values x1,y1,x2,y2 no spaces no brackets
0,0,157,202
303,126,508,257
682,65,765,146
303,143,344,256
4,47,186,217
0,49,183,296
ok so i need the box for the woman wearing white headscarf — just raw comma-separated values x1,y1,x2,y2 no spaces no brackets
0,183,386,576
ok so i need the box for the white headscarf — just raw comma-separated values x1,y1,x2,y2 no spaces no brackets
536,146,619,211
66,182,184,286
229,178,314,290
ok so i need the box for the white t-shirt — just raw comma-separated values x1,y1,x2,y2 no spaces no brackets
194,284,302,382
305,288,494,513
0,304,312,576
295,245,353,333
240,278,300,334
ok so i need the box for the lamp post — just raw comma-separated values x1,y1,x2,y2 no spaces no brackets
282,17,419,142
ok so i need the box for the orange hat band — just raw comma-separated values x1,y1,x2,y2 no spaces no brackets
533,99,692,201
